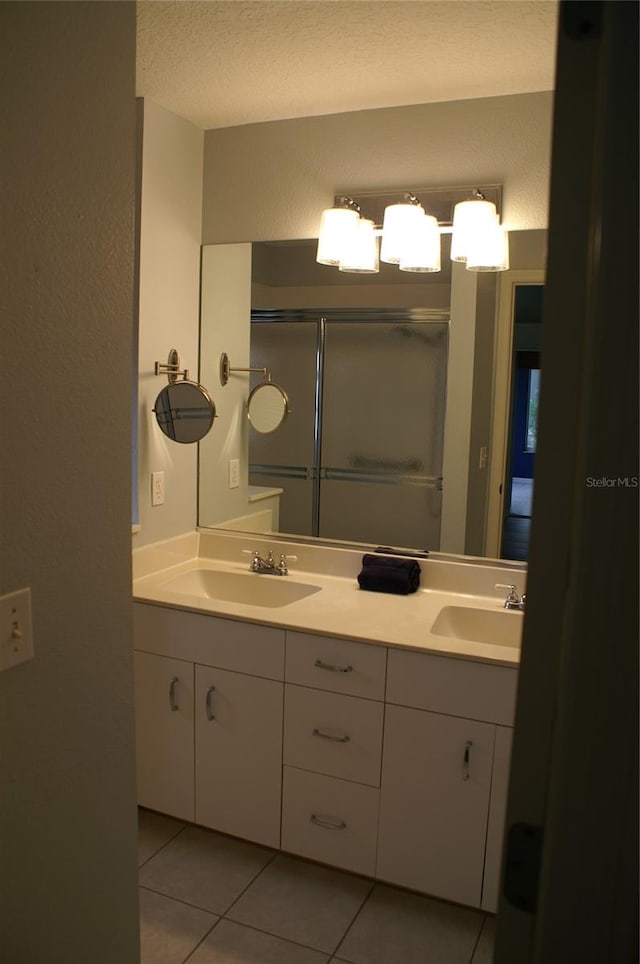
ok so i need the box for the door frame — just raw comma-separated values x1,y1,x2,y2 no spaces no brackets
485,270,545,557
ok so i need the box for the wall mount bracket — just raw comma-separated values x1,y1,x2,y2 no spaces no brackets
154,348,189,384
220,351,270,386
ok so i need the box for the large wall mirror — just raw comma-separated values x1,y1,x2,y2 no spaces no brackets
198,230,546,564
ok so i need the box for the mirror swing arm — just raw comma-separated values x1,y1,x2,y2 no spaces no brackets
219,351,268,387
219,352,291,434
154,348,190,383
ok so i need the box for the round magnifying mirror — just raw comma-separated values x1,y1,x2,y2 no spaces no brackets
153,380,216,444
247,381,290,434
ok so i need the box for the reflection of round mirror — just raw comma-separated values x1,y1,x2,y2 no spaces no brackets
153,381,216,444
247,382,290,434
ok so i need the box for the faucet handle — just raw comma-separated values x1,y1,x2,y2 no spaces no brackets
242,549,262,571
495,583,525,609
277,553,297,575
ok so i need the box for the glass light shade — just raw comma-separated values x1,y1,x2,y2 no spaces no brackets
380,202,424,264
316,207,360,266
450,198,497,263
399,213,441,273
466,218,510,272
338,218,380,273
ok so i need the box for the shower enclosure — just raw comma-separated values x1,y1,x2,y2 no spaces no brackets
248,308,449,551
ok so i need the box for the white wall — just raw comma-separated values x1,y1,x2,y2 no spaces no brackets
202,92,553,243
135,99,204,547
0,4,139,960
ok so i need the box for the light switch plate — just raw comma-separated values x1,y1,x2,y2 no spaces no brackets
0,587,34,671
151,471,165,506
228,458,240,489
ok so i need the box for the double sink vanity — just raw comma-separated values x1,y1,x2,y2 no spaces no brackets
133,530,523,913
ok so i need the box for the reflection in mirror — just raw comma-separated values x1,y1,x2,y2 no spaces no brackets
500,284,544,560
154,381,216,444
198,232,546,561
247,381,290,434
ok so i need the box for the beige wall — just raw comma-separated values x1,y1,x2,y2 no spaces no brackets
135,99,204,548
0,3,139,961
202,91,553,244
199,243,254,529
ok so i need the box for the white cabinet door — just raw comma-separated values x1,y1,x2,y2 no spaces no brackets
377,704,494,907
133,651,195,821
195,665,283,849
481,725,514,912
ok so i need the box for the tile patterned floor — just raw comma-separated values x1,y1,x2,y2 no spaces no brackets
138,808,495,964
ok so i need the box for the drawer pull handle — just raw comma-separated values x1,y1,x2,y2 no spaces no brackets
312,727,350,744
168,677,179,712
463,740,473,781
314,658,353,674
205,685,216,721
310,813,347,831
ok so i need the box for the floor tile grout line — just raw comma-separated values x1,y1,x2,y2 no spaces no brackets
217,846,281,919
329,878,377,959
468,912,491,963
194,914,343,959
181,915,226,964
138,883,223,917
137,820,187,870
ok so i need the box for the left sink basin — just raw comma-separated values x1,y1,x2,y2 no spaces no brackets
159,568,322,609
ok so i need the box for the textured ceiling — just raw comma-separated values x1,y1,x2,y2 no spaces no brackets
136,0,558,130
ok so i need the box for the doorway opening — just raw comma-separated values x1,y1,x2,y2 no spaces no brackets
501,285,544,560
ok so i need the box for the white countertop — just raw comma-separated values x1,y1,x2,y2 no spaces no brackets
133,534,523,668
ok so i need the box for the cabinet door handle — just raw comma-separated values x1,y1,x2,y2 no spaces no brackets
168,677,179,712
310,813,347,831
463,740,473,781
205,685,216,721
314,658,353,674
312,727,350,743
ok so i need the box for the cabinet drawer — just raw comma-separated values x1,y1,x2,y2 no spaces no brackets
386,648,517,725
284,684,383,787
282,766,379,877
134,603,284,680
285,631,386,700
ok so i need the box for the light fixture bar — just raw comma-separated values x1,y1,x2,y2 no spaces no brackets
335,185,502,230
317,185,506,275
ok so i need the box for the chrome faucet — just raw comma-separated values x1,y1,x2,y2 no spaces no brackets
243,548,297,576
495,583,526,611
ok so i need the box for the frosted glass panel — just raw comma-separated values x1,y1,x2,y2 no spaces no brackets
322,322,447,477
319,480,442,549
248,473,314,537
249,322,316,466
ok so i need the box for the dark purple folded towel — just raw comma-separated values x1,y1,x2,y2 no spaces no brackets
357,554,421,595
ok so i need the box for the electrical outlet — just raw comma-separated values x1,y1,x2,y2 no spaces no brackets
0,587,34,671
228,458,240,489
151,471,165,506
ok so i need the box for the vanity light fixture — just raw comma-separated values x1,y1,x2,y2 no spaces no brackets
316,185,509,274
450,189,510,271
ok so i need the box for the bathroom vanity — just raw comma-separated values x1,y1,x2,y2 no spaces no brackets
132,531,522,913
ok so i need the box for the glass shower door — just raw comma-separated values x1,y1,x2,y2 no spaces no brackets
249,309,448,550
249,318,318,536
319,318,447,549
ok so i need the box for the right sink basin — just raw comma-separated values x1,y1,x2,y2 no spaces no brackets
430,605,523,649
